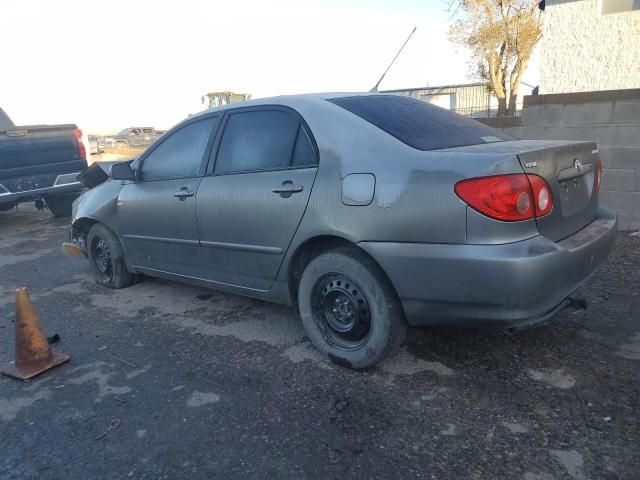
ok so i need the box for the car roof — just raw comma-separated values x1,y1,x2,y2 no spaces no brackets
188,92,376,120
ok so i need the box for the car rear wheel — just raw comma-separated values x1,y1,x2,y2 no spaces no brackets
86,223,134,289
44,194,77,217
116,142,128,149
297,247,406,369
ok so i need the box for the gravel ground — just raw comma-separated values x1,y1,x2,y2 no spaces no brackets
0,206,638,480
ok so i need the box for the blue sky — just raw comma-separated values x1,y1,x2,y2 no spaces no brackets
0,0,539,132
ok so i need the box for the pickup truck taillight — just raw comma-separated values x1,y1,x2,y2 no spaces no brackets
594,158,603,193
74,128,87,161
455,174,553,222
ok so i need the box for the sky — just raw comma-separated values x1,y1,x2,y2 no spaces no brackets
0,0,539,133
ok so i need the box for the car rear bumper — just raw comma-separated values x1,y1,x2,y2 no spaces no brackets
0,173,84,205
359,208,617,328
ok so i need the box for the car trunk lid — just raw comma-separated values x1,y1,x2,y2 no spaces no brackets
516,141,599,242
438,139,600,243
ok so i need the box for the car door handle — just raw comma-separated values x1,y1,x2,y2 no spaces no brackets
272,181,303,198
173,188,194,200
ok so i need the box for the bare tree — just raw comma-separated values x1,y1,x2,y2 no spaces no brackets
449,1,542,116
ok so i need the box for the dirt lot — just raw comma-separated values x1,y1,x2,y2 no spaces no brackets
89,147,144,165
1,206,639,479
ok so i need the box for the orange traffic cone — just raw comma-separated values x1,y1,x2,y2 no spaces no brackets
1,287,69,380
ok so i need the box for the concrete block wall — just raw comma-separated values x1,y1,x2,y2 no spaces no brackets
479,89,640,230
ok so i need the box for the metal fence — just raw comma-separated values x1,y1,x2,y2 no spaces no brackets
380,82,524,118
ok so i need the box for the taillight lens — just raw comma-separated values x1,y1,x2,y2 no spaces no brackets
527,174,553,217
74,128,87,161
594,157,602,192
455,174,553,222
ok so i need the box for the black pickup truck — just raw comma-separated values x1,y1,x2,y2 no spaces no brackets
0,107,87,217
113,127,160,149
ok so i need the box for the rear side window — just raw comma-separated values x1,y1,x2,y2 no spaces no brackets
292,126,316,167
328,95,511,151
215,110,316,174
141,116,219,181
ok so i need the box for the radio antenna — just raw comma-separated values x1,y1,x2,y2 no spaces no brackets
369,26,417,92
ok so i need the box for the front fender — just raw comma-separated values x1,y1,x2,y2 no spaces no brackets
72,178,123,235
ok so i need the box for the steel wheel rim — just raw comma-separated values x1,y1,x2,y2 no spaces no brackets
311,273,372,350
91,237,113,281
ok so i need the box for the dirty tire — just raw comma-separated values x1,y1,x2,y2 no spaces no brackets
116,141,128,149
298,247,406,369
44,194,76,217
86,223,133,289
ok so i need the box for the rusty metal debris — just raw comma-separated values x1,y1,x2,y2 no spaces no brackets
61,242,87,258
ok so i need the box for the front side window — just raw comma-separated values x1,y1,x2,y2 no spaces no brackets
215,110,313,174
141,116,219,181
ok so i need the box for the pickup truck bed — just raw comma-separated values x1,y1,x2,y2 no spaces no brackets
0,108,87,217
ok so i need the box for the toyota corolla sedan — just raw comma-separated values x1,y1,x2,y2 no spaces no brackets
66,93,617,369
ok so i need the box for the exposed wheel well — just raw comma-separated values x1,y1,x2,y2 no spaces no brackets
288,235,399,310
72,218,98,246
73,217,97,233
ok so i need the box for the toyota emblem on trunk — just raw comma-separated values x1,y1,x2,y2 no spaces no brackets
574,159,584,173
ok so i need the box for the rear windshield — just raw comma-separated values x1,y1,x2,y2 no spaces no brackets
328,95,512,151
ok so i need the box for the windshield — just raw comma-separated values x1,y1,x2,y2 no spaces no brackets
328,95,512,151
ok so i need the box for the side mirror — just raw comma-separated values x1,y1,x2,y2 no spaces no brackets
110,161,136,181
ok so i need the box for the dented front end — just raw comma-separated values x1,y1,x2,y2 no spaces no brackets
64,176,123,258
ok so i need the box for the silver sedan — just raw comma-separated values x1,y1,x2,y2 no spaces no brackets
67,93,617,368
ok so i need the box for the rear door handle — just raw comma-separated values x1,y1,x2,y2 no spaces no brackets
173,187,194,200
272,181,303,198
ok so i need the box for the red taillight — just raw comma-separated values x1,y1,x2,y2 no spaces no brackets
455,174,553,222
74,128,87,161
594,157,602,192
527,174,553,217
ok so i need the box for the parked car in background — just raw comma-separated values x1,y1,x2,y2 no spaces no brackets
67,94,616,368
113,127,160,149
1,106,87,217
97,136,115,150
